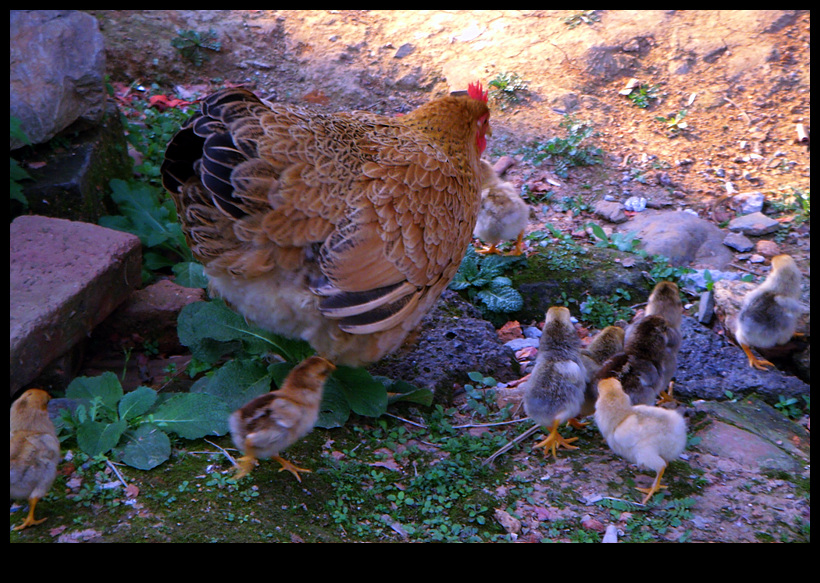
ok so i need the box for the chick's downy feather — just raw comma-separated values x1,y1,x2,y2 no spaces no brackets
10,388,60,530
734,254,805,370
593,315,671,406
162,85,490,366
595,378,686,504
229,356,336,481
473,160,529,255
524,306,587,457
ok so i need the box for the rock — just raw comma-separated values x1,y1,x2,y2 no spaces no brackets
755,239,781,257
94,279,207,354
593,200,627,223
615,210,734,270
732,191,765,214
10,216,142,396
393,43,415,58
368,291,518,401
673,316,810,404
13,100,133,222
10,10,107,149
727,212,781,236
723,231,755,252
697,290,715,324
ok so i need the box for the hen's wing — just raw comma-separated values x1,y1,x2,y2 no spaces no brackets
162,89,479,339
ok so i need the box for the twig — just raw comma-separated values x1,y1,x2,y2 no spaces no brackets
203,438,238,467
105,459,129,488
481,423,540,466
453,417,532,430
723,96,752,126
383,412,427,429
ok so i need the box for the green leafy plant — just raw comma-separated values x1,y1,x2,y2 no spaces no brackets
520,115,602,178
563,10,601,28
177,299,432,429
586,222,642,252
579,288,634,329
171,28,222,67
449,245,525,317
774,394,809,420
55,372,231,470
488,72,529,111
656,110,689,135
99,178,206,287
623,83,663,109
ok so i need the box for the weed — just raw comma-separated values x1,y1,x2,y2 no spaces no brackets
579,287,635,329
520,115,602,178
623,83,663,109
563,10,601,28
488,72,529,111
449,245,526,320
656,110,689,136
54,371,230,470
171,28,222,67
10,116,32,209
774,394,809,420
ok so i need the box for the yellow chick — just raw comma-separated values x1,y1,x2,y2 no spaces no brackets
473,160,529,255
229,356,336,481
523,306,587,457
10,388,61,530
593,315,671,406
626,281,683,403
735,254,805,370
594,378,687,504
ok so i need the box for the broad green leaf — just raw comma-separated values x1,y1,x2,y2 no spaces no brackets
150,393,231,439
118,386,158,421
173,261,208,289
476,277,523,313
115,424,171,470
317,381,351,429
77,419,127,457
66,372,124,413
331,365,389,418
192,358,273,411
375,376,433,407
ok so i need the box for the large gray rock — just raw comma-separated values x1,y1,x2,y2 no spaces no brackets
616,210,734,270
10,216,142,396
10,10,106,149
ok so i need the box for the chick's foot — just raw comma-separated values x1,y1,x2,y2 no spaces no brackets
273,455,312,482
533,420,579,458
13,498,46,531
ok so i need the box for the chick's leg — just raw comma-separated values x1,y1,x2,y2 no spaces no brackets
476,242,500,255
636,465,668,505
656,381,678,405
533,420,579,458
272,456,312,482
233,440,259,480
504,231,526,256
13,497,46,531
740,343,774,370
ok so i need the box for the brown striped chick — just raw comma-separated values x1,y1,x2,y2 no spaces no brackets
523,306,587,458
473,160,529,256
229,356,335,481
735,254,806,370
626,281,683,403
10,388,60,530
579,325,626,416
595,378,686,504
593,315,671,407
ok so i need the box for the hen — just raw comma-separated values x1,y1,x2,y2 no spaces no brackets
162,84,490,367
229,356,335,481
734,254,805,370
10,388,60,530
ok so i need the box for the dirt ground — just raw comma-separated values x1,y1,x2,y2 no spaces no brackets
58,10,809,543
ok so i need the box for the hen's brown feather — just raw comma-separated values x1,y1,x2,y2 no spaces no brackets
162,88,489,365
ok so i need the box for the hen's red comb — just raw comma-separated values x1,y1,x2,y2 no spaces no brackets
468,81,488,103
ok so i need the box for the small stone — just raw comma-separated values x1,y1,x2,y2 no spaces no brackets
723,231,755,252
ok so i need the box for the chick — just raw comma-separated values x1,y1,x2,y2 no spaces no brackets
627,281,683,403
593,315,670,406
10,388,60,530
523,306,587,457
594,378,686,504
229,356,336,481
735,254,805,370
580,325,625,386
473,160,529,255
